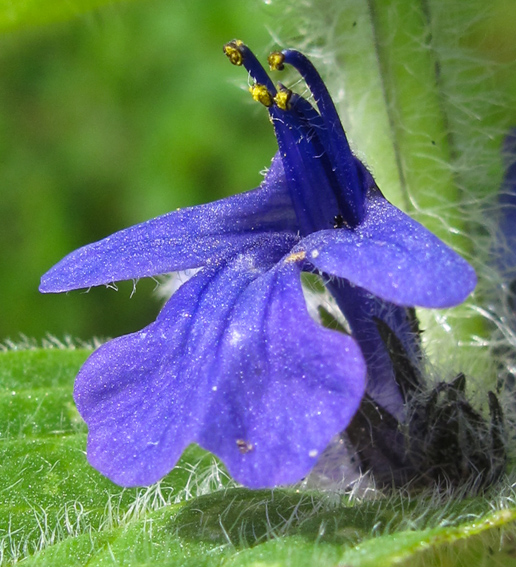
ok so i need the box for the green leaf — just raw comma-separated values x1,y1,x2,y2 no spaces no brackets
0,348,234,564
0,0,135,33
1,348,515,566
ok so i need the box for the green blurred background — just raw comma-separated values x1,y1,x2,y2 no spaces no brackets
0,0,276,341
2,0,516,343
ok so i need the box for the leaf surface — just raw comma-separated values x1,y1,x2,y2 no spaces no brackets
1,348,514,566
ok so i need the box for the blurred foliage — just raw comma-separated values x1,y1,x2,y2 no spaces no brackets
2,0,516,350
0,0,276,341
0,0,135,32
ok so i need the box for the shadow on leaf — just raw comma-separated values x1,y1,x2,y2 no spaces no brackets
170,487,390,548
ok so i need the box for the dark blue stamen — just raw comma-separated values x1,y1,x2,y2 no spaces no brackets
226,43,366,233
277,50,365,226
284,92,363,230
270,115,336,234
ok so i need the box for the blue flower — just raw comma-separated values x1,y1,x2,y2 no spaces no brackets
40,41,476,488
496,128,516,282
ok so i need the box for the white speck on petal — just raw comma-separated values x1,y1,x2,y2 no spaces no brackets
311,250,319,258
229,329,243,346
309,449,318,458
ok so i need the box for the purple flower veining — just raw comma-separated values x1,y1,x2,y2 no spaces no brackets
40,42,476,488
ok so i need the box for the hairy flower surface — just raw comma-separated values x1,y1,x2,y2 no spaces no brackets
40,42,476,488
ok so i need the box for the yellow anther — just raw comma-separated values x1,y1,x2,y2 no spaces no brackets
249,83,273,107
268,51,285,71
285,251,306,263
274,88,292,111
223,40,244,66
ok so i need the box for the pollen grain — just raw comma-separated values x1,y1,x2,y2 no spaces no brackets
285,251,307,263
268,51,285,71
236,439,254,454
250,84,273,107
274,89,292,111
223,40,244,66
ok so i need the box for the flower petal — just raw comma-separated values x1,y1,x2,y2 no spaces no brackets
328,279,421,419
302,189,477,307
75,235,365,488
40,155,297,293
496,128,516,279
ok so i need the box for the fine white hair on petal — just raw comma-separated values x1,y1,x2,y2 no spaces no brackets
155,269,202,302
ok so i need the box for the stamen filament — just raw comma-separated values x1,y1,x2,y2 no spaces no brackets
272,49,365,226
274,87,292,111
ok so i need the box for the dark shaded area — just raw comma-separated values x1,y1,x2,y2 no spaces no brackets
170,486,498,549
346,319,507,493
173,488,376,547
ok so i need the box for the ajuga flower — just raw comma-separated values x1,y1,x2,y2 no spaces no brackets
40,41,476,488
497,128,516,284
492,129,516,432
